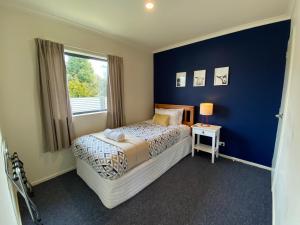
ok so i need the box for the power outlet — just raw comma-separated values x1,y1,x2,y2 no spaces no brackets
219,142,225,147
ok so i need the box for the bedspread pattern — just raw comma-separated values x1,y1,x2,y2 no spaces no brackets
73,122,181,180
73,135,127,180
115,122,181,157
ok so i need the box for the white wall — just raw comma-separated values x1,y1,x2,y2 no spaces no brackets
272,1,300,224
0,4,153,185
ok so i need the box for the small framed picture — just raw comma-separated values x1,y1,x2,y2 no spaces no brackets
176,72,186,87
193,70,206,87
214,67,229,86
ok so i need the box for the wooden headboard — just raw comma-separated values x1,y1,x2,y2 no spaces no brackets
154,104,195,127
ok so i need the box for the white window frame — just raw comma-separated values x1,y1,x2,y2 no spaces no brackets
64,50,108,115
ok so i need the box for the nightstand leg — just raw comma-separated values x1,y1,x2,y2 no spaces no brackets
192,133,195,157
216,132,220,158
212,136,215,163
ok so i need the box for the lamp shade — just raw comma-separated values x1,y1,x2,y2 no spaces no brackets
200,103,213,116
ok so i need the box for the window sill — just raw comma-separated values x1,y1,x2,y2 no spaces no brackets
72,111,107,118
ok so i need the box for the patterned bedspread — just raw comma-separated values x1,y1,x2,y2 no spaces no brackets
114,122,181,157
72,121,182,180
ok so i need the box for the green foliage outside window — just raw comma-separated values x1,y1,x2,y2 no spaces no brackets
68,78,98,97
66,56,106,97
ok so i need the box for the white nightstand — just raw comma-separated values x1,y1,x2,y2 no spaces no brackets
191,123,222,163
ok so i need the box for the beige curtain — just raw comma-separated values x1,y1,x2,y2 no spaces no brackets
36,38,74,152
106,55,125,128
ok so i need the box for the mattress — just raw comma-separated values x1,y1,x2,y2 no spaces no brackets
73,121,190,180
76,136,192,209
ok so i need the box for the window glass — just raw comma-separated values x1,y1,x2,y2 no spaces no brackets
65,52,107,115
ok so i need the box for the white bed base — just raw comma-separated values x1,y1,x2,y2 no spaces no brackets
76,136,192,209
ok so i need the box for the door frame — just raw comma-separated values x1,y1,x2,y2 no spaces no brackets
271,23,296,191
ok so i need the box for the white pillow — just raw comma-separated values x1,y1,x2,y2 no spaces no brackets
172,108,184,124
155,108,182,125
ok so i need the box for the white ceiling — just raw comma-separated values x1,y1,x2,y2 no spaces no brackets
4,0,291,51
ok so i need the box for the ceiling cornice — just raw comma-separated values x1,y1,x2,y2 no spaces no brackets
153,14,291,53
1,1,291,53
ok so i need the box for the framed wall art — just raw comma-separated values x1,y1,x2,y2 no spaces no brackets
176,72,186,87
214,67,229,86
193,70,206,87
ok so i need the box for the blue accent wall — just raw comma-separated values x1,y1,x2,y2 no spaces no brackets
154,21,290,167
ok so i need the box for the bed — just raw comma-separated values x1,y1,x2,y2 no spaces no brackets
73,104,195,208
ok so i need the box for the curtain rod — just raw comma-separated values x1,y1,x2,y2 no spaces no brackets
64,44,108,59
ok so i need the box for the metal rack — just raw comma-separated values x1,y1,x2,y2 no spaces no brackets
3,143,42,225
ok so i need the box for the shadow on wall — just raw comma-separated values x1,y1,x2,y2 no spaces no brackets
220,128,250,157
214,104,230,120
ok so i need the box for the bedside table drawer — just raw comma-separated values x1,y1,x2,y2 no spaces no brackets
193,129,214,137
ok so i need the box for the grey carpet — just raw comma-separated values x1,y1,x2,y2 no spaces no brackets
19,154,272,225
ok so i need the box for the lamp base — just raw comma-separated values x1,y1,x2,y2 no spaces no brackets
201,115,211,127
200,123,210,127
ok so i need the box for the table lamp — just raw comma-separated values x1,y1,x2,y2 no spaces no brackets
200,103,213,127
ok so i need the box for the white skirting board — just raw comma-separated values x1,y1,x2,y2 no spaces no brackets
31,166,76,186
30,150,271,187
219,153,272,171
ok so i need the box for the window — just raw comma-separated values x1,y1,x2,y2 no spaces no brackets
64,52,108,115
